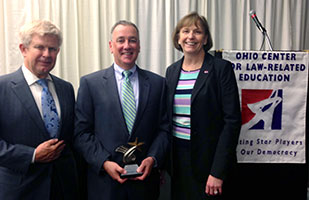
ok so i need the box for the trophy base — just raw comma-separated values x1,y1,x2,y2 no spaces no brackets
120,164,143,179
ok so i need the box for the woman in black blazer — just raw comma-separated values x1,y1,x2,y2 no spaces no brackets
165,12,241,200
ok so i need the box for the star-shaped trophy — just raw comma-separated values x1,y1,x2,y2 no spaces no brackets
115,138,144,178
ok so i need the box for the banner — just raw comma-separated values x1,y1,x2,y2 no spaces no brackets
223,50,308,163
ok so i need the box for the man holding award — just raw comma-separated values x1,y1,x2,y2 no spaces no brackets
74,20,170,200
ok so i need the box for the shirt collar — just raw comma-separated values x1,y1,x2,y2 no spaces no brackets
113,63,137,80
22,64,52,86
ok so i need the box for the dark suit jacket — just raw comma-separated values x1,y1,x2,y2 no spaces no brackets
74,65,169,200
0,68,78,200
166,53,241,182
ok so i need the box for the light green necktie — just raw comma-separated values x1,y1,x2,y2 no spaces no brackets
122,70,136,134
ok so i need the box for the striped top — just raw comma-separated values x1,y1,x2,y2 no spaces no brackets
172,69,200,140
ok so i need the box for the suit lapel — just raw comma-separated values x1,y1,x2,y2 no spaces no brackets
132,67,150,135
168,59,182,104
103,66,129,135
191,53,214,103
52,76,66,137
10,68,48,137
52,77,64,116
104,66,150,137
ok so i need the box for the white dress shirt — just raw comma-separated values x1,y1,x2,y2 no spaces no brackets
22,65,61,118
114,63,139,111
21,65,61,162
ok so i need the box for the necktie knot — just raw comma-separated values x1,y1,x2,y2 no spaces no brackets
37,79,48,89
123,71,132,80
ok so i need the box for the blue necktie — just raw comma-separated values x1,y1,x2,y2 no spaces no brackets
37,79,60,138
122,71,136,134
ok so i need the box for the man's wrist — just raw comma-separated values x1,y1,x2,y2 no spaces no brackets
150,156,157,168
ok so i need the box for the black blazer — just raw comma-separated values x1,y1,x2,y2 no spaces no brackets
166,53,241,182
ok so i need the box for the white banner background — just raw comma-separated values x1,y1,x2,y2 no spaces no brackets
223,50,308,163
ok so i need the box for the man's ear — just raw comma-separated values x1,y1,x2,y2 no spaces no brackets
19,44,27,57
109,41,113,54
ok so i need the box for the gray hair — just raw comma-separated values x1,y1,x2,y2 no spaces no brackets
19,20,63,47
110,20,139,40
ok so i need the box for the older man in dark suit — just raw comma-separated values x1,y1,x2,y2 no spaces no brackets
0,20,78,200
74,20,170,200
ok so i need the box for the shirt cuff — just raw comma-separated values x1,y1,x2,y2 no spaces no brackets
31,149,36,163
151,156,158,168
